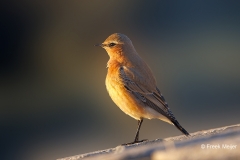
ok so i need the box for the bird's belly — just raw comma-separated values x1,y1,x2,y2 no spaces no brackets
105,76,172,123
106,79,145,120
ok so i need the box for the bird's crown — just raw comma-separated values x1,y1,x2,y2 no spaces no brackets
101,33,133,48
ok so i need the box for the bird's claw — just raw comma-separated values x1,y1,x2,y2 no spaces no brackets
121,139,148,146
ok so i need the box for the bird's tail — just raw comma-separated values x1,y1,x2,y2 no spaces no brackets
172,120,190,136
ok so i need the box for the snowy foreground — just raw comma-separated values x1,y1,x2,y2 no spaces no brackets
58,124,240,160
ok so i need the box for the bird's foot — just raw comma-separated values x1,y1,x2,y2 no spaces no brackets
121,139,148,146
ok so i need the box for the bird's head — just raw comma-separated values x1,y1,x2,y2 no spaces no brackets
96,33,137,60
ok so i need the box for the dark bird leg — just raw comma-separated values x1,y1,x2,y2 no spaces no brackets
134,119,143,142
122,118,147,145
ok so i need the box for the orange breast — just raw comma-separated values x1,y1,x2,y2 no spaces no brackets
106,61,146,120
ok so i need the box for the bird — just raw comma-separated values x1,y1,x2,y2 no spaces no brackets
95,33,190,145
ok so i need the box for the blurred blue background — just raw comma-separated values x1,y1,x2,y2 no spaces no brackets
1,1,240,160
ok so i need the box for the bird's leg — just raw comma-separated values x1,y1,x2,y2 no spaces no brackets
134,119,143,142
122,118,147,145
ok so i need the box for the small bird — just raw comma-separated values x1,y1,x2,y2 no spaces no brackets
96,33,190,144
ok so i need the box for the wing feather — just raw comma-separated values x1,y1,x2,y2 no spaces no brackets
119,66,176,121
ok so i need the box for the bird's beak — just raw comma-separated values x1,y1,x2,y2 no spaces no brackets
94,43,106,48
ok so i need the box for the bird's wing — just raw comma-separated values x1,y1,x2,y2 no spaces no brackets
119,66,176,122
119,66,190,136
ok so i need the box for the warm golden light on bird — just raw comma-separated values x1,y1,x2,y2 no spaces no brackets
96,33,190,144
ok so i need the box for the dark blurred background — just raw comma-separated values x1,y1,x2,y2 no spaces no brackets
1,1,240,160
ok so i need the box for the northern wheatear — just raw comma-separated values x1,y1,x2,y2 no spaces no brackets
96,33,190,144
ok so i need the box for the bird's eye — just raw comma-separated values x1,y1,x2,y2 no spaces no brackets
109,43,116,47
